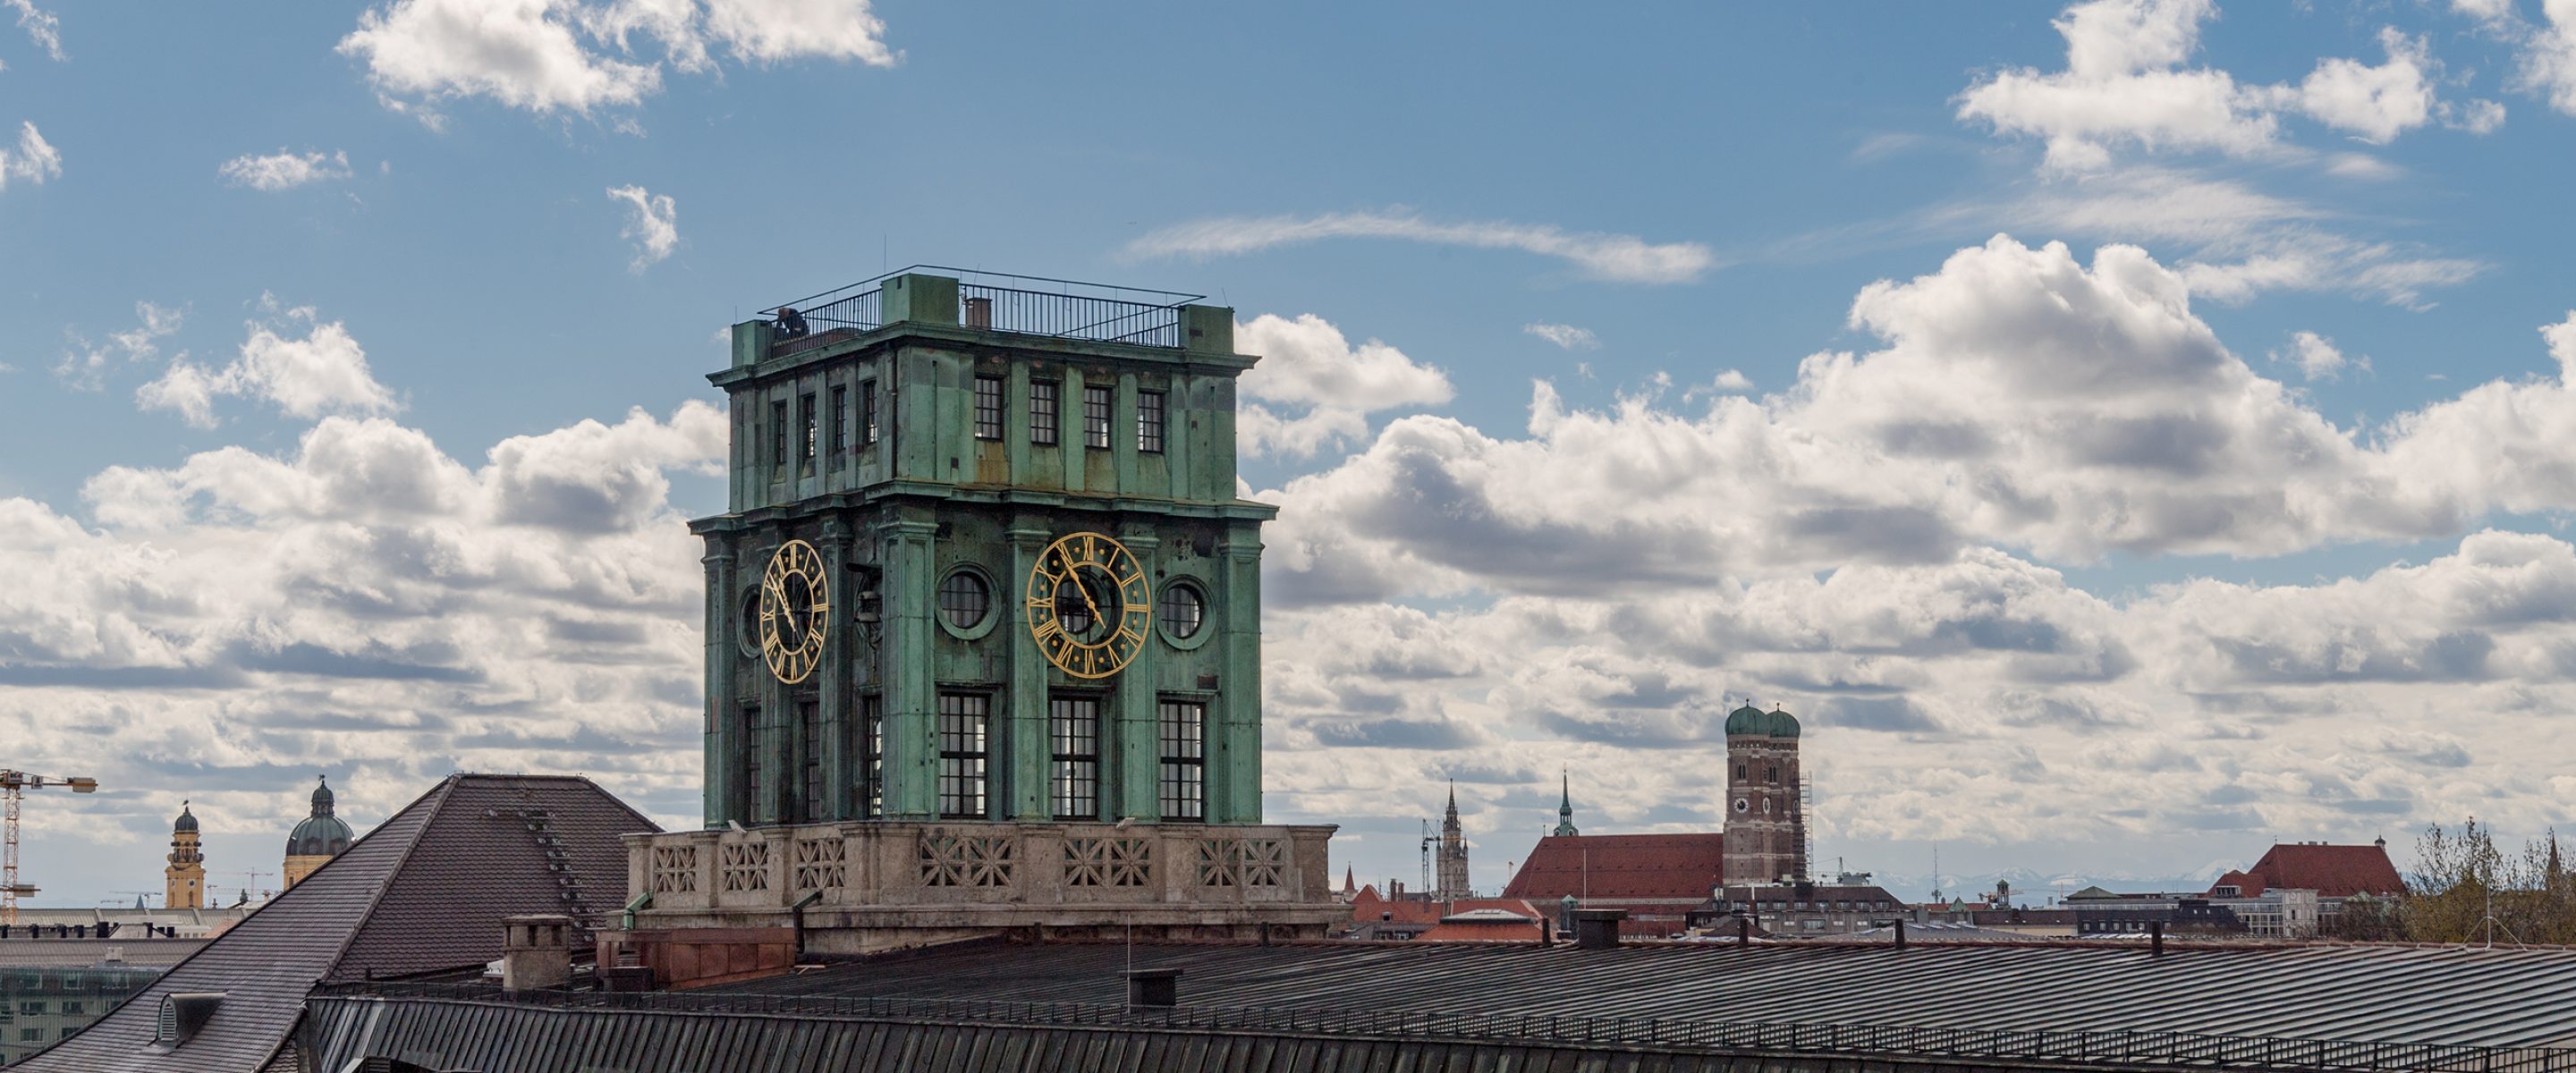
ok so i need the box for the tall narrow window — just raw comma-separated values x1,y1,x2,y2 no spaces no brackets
831,385,849,455
973,376,1005,441
860,381,880,446
1030,380,1060,446
741,705,764,818
1049,696,1100,821
799,700,823,822
1082,385,1112,449
798,393,818,469
769,401,788,468
860,694,884,819
937,693,989,819
1158,699,1205,822
1138,391,1165,453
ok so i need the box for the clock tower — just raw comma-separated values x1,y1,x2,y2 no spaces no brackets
1721,704,1805,886
696,269,1271,829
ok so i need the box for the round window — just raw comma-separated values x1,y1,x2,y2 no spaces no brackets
1157,581,1205,640
737,589,765,657
937,569,991,629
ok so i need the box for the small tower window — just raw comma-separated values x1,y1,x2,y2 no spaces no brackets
769,401,788,468
1138,391,1165,453
831,385,849,454
860,381,880,446
860,694,884,819
1735,763,1746,781
1157,581,1204,639
799,700,823,823
1158,699,1206,822
937,693,990,819
1030,380,1060,446
798,393,818,469
1049,696,1100,820
1082,385,1113,449
936,569,991,629
973,376,1005,441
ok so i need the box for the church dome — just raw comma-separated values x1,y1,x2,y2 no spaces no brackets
1765,706,1801,739
173,802,198,834
1724,704,1769,736
286,776,354,858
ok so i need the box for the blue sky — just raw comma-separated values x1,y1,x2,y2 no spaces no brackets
6,0,2576,906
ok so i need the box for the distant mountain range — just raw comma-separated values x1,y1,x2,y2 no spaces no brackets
1847,860,2242,905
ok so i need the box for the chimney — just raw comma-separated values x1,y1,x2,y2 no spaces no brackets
502,913,576,992
963,296,995,329
1572,908,1627,950
1127,967,1181,1009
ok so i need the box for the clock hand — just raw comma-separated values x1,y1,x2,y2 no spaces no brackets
1066,567,1105,628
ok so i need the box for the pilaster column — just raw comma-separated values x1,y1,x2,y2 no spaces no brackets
702,542,737,827
1114,528,1162,824
1006,520,1054,820
1216,523,1263,823
818,515,852,822
881,513,940,819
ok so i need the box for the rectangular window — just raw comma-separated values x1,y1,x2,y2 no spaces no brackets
937,693,989,819
769,401,788,469
860,380,881,446
799,700,823,823
1049,696,1100,821
1083,385,1113,449
741,705,763,817
831,385,849,454
1158,699,1206,822
1138,391,1165,453
1030,380,1060,446
62,1002,83,1016
798,393,818,469
973,376,1005,441
861,694,884,819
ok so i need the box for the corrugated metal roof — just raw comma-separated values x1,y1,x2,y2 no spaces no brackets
706,939,2576,1050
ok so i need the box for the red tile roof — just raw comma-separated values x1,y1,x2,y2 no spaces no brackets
1348,888,1540,927
1499,833,1724,903
2210,843,2405,899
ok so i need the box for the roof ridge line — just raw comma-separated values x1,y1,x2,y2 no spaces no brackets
312,774,462,981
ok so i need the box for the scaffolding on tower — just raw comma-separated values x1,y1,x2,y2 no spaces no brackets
0,770,101,925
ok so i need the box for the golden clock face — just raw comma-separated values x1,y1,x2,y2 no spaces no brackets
1025,531,1152,680
759,539,829,683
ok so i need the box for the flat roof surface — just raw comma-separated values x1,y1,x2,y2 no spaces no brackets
703,938,2576,1050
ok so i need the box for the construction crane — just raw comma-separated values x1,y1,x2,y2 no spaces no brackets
1418,818,1436,897
214,870,276,907
1,770,101,925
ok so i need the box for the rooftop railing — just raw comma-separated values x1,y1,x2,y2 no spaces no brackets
763,266,1202,353
310,982,2576,1073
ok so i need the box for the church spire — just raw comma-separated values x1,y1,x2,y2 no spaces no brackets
1553,771,1579,837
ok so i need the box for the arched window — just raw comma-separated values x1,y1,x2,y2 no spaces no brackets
1765,765,1778,783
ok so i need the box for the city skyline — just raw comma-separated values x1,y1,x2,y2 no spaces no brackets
6,0,2576,903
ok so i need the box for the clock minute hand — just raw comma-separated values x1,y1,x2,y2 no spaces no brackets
1065,565,1104,625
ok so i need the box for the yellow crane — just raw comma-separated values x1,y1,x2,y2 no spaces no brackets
1,770,100,925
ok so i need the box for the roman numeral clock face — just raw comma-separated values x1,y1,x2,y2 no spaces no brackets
1025,531,1152,680
758,538,829,683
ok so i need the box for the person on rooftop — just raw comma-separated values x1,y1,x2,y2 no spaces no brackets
775,306,809,339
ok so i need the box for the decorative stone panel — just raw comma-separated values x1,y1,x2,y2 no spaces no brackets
919,832,1015,888
650,845,699,894
1063,837,1151,888
1241,839,1285,888
1195,839,1242,888
792,835,848,891
720,841,772,893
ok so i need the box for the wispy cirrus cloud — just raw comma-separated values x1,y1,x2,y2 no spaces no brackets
1127,209,1718,284
606,183,679,271
219,149,355,191
1522,323,1599,351
0,120,60,192
4,0,64,62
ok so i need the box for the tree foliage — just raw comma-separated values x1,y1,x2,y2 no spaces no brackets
2326,821,2576,944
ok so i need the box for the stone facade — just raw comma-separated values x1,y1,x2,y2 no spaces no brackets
624,821,1340,952
1436,786,1470,900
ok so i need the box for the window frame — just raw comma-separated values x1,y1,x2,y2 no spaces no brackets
1082,384,1113,449
798,392,818,473
1157,698,1206,822
937,692,990,819
860,380,880,447
741,704,763,819
1030,379,1061,446
798,699,823,823
831,384,849,456
1137,390,1165,453
1049,695,1101,821
973,376,1006,441
860,693,884,820
769,400,789,470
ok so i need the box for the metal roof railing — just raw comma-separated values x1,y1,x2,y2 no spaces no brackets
762,266,1203,353
309,982,2576,1072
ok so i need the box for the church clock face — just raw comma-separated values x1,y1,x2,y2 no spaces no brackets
1025,531,1152,680
758,539,829,684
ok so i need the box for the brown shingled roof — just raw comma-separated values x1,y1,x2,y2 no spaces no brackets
2211,843,2406,900
20,773,656,1073
1499,833,1724,903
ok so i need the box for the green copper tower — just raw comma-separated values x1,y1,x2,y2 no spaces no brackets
695,268,1273,828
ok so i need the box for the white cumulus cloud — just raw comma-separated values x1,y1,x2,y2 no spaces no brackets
1236,313,1453,459
218,149,356,191
2272,330,2366,382
136,300,400,427
0,120,61,191
606,183,679,270
339,0,897,123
